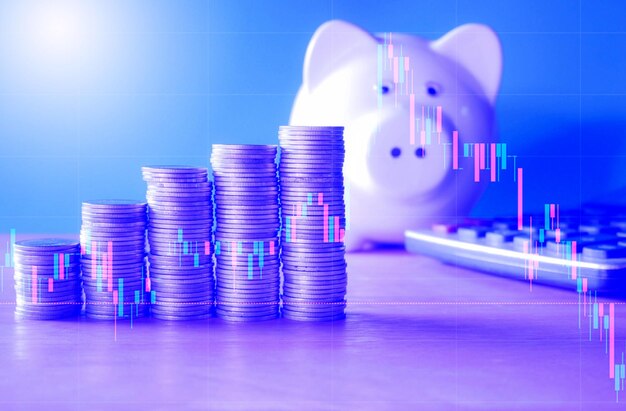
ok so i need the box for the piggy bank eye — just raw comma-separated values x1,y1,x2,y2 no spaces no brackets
374,83,393,95
426,82,442,96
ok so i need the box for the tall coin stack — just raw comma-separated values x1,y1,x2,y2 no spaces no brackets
278,126,348,321
13,239,82,320
142,166,214,320
81,200,149,320
211,145,281,321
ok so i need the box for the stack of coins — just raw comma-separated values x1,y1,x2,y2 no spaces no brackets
211,145,281,321
142,166,214,320
278,126,348,321
81,200,149,320
13,239,82,320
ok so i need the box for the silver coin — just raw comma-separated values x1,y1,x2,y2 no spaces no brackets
283,288,346,297
279,153,344,160
215,312,278,322
215,203,279,210
280,185,344,192
81,232,146,240
142,165,208,173
216,307,279,316
215,270,280,279
216,294,279,302
278,125,344,131
214,263,280,272
81,238,146,247
282,280,348,289
211,168,277,176
82,280,146,289
148,219,212,227
215,232,280,240
142,173,208,181
282,275,348,285
81,216,146,225
147,200,211,208
210,154,276,162
14,238,80,251
215,246,279,256
147,262,213,271
150,295,214,305
211,151,276,158
216,281,280,290
279,172,343,179
214,185,279,192
281,304,346,315
214,192,278,200
215,265,280,274
214,216,279,223
81,224,147,233
280,237,345,245
215,308,279,318
279,168,343,175
148,223,212,231
282,267,347,276
215,303,279,312
150,306,213,316
148,233,213,240
81,267,147,277
212,143,276,150
144,176,208,184
214,200,278,208
213,178,277,185
82,199,146,208
216,286,279,295
281,305,346,316
151,307,213,317
216,274,279,282
282,261,347,270
14,251,80,261
281,311,345,322
214,253,279,263
212,169,276,176
278,133,344,140
148,227,212,235
148,215,212,223
146,184,212,193
213,174,278,181
216,220,279,228
147,242,211,252
147,244,211,254
279,179,342,186
280,242,345,251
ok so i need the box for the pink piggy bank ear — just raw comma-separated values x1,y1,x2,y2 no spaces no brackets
432,24,503,105
304,20,376,92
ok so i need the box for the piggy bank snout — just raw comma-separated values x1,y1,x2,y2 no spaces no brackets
366,114,453,199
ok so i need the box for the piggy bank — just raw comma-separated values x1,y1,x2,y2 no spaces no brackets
290,20,503,251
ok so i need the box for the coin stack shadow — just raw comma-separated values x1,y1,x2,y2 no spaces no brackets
81,201,149,320
278,126,348,321
142,167,215,320
13,239,82,320
211,145,281,321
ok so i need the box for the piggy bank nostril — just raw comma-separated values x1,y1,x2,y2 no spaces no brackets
415,147,426,158
390,147,402,158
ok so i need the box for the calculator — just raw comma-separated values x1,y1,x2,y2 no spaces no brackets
405,204,626,296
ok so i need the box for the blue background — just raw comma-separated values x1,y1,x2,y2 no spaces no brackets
0,0,625,233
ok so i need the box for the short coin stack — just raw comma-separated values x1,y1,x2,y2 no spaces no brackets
142,166,214,320
81,200,149,320
211,145,281,321
13,239,82,320
278,126,348,321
